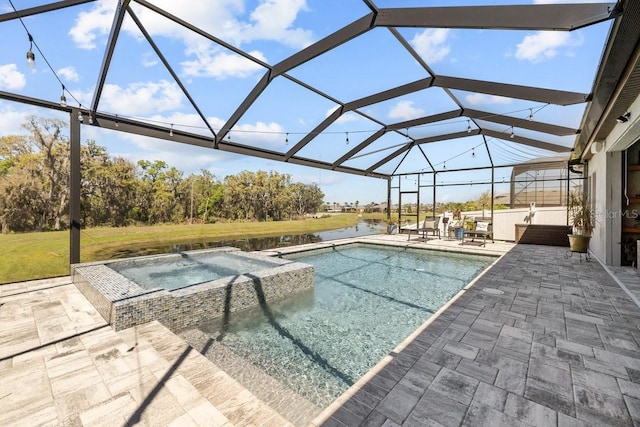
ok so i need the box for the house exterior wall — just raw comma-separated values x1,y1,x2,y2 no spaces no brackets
589,94,640,266
588,150,622,265
459,207,567,241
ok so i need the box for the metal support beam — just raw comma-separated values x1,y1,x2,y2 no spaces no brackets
482,129,571,153
135,0,271,70
374,3,618,31
391,146,414,176
435,75,589,106
368,142,413,173
417,174,421,224
344,78,432,111
388,27,435,75
272,14,374,76
127,8,217,144
90,0,131,112
69,109,81,265
0,0,95,23
465,108,578,136
73,112,390,179
416,144,436,173
433,173,436,219
574,1,640,159
416,177,567,187
332,128,386,168
333,111,462,170
285,107,343,160
218,71,272,143
387,177,392,224
386,110,461,131
414,130,480,146
491,167,495,226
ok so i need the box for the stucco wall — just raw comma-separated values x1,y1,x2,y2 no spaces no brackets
587,149,622,265
455,206,568,241
588,93,640,265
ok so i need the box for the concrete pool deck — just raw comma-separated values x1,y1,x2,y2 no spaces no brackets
0,276,290,426
312,242,640,426
1,236,639,426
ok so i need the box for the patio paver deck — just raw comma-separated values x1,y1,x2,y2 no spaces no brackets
0,278,290,426
312,243,640,426
1,239,639,426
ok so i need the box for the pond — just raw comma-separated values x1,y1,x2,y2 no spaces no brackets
105,219,387,259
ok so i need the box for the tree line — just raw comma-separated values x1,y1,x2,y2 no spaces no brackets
0,116,324,233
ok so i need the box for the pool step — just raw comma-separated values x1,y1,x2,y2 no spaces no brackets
118,320,294,426
180,326,324,426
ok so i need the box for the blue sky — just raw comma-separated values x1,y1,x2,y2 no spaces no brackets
0,0,612,205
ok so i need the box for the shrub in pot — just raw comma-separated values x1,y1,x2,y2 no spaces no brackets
568,189,594,252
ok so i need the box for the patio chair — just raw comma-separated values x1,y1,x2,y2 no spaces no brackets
399,220,418,239
403,216,441,241
462,218,493,247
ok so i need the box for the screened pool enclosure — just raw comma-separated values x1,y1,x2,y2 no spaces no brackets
0,0,635,262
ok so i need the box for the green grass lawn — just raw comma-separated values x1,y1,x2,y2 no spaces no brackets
0,214,383,284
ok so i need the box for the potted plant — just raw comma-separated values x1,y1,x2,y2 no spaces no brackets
567,189,595,252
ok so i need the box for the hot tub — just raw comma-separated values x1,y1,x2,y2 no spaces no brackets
72,247,314,331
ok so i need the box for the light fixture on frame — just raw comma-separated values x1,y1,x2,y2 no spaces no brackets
616,112,631,123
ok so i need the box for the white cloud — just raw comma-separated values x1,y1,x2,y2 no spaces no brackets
410,29,451,64
0,102,70,138
515,31,582,63
57,66,79,82
99,80,184,115
181,49,266,79
154,0,313,48
68,0,314,79
335,112,359,125
297,118,310,127
124,0,247,47
142,52,158,68
64,87,94,110
325,106,359,124
68,0,113,50
230,121,285,147
465,93,512,106
0,64,26,90
0,104,33,136
388,100,425,121
111,142,226,175
242,0,313,48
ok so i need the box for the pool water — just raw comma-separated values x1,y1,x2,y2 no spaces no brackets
109,251,279,290
196,244,494,406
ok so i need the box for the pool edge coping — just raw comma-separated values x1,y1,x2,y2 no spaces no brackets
259,236,504,260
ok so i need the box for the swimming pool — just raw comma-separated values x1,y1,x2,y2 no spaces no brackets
190,243,495,407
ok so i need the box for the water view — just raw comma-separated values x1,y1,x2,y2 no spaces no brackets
107,219,387,258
